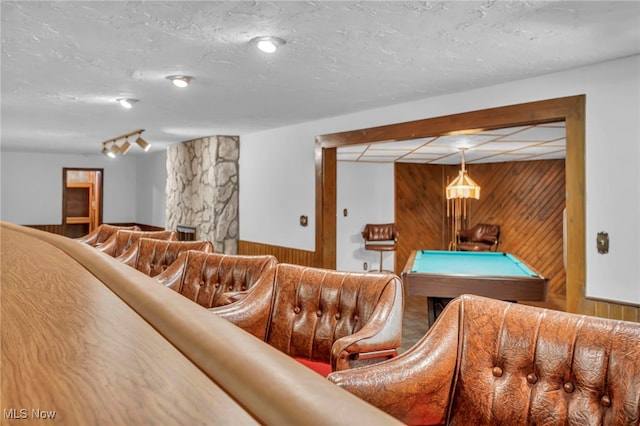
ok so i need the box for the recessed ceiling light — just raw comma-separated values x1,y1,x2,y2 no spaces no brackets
251,36,286,53
166,75,193,88
117,98,138,109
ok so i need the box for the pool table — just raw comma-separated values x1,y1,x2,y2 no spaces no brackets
402,250,548,326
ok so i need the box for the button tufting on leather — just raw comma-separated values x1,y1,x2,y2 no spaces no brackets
353,314,359,321
563,382,575,393
335,313,341,320
200,281,205,286
214,283,220,288
316,310,322,317
241,286,246,290
526,373,538,384
601,395,611,407
294,306,300,314
492,367,503,377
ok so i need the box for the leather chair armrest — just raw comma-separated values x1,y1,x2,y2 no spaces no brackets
331,279,403,371
481,235,498,244
76,233,98,245
327,298,461,426
96,235,117,256
218,290,250,306
208,270,277,341
456,228,473,241
155,252,189,291
115,243,138,267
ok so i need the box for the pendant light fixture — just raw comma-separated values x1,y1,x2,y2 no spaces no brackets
446,148,481,200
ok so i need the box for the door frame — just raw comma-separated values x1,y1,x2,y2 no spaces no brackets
315,95,585,313
62,167,104,236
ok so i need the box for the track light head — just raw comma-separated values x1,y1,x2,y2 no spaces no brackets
120,140,132,155
136,136,151,151
102,142,118,158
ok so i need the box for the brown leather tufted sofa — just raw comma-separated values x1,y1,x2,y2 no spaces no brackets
209,263,404,376
76,224,141,247
328,294,640,426
155,250,277,308
117,238,214,277
456,223,500,251
97,229,177,257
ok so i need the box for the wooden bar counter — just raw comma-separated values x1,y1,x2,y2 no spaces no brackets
0,222,401,425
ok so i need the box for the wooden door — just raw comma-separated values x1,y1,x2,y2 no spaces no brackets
62,168,103,238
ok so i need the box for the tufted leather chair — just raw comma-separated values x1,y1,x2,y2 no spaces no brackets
362,223,398,272
456,223,500,251
117,238,214,277
328,294,640,426
97,230,177,257
75,224,140,247
209,263,404,376
155,250,278,308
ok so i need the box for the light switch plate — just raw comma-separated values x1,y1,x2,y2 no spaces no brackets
596,232,609,254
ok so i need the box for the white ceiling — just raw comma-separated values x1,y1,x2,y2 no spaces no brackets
1,1,639,159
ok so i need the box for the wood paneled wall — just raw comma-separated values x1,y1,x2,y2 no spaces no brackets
395,159,567,312
238,240,316,267
24,223,163,237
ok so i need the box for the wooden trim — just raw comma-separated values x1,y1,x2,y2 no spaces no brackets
315,145,336,268
315,95,606,318
239,240,316,267
66,217,91,224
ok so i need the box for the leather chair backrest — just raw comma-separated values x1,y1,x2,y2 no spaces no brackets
100,230,177,257
76,224,140,246
120,238,214,277
266,264,402,366
461,223,499,242
157,250,278,308
362,223,397,242
449,296,640,425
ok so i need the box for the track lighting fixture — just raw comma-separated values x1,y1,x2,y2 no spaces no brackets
251,36,286,53
166,75,193,88
117,98,138,109
100,129,150,157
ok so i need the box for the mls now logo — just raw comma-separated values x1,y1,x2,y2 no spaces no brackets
4,408,56,419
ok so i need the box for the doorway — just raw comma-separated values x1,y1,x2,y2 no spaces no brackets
62,168,103,238
315,95,585,314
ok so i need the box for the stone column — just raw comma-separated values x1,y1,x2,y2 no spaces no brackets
166,135,239,254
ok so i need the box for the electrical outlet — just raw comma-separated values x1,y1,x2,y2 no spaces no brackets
363,262,368,271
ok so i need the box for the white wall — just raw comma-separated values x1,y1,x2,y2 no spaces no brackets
337,161,394,272
1,151,138,225
240,55,640,305
135,150,167,228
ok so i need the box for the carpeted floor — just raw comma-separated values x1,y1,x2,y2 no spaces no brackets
400,295,431,353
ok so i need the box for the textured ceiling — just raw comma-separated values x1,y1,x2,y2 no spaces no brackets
1,1,639,159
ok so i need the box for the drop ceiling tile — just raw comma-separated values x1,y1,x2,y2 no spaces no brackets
360,155,402,162
499,126,566,141
337,152,362,161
